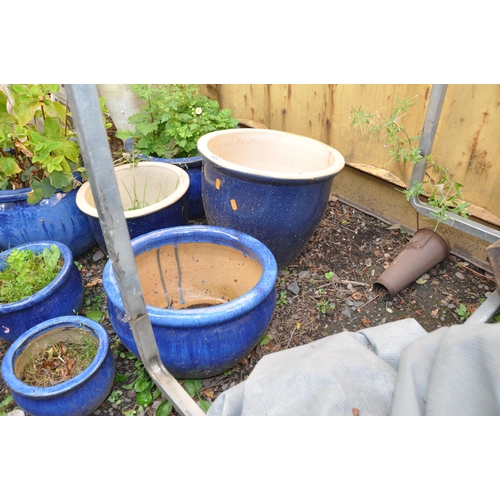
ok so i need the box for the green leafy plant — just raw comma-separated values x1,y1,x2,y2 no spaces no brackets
456,303,471,321
316,299,335,315
116,84,239,159
183,379,211,413
350,96,470,231
0,84,84,204
0,395,14,416
276,290,288,307
0,244,62,304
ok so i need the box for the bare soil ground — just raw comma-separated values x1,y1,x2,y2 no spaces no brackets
1,127,497,416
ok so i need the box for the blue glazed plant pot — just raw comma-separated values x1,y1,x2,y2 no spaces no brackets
76,161,189,255
0,241,84,343
124,138,204,220
0,186,97,258
197,129,345,269
102,225,278,379
1,316,114,416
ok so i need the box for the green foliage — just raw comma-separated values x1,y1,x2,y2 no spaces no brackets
0,395,14,416
0,84,84,203
116,84,239,159
276,290,288,307
456,303,471,321
349,96,470,231
0,244,61,303
183,379,211,413
117,356,210,415
324,271,335,282
316,299,335,314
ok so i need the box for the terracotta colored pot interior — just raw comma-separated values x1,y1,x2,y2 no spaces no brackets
135,242,263,309
13,327,97,380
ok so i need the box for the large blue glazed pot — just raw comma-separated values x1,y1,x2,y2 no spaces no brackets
76,161,189,255
0,186,97,258
102,225,278,379
124,138,204,220
1,316,114,416
197,129,345,269
0,241,84,343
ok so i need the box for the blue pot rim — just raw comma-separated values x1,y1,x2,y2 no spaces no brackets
0,173,83,203
197,128,345,182
102,225,278,327
124,138,201,166
1,316,110,398
0,241,75,313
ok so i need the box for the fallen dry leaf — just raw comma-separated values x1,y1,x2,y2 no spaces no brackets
352,408,360,416
361,318,371,327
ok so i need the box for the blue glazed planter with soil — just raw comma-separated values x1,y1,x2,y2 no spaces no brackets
0,241,84,343
76,161,189,254
1,316,114,416
124,138,204,220
0,186,96,258
197,128,345,269
102,225,278,379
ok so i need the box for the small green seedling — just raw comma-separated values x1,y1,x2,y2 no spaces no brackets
456,303,470,321
277,290,288,307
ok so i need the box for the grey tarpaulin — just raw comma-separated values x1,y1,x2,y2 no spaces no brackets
207,318,500,416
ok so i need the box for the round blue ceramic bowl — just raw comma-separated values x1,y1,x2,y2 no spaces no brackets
0,241,84,343
76,162,190,255
102,225,278,379
1,316,114,416
197,128,345,269
0,186,97,258
124,138,204,220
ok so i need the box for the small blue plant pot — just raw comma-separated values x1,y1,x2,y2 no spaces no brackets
76,162,190,255
0,241,84,343
0,185,97,258
1,316,114,416
197,129,345,269
124,138,204,220
102,225,278,379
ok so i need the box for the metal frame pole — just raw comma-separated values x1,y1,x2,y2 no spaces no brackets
65,84,205,416
409,84,500,244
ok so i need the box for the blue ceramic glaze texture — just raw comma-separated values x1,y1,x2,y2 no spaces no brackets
197,129,345,269
1,316,114,416
202,166,334,269
0,187,96,258
88,195,188,255
124,138,204,220
102,225,278,379
0,242,84,343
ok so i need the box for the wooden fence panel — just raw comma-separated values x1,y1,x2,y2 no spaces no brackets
214,84,499,222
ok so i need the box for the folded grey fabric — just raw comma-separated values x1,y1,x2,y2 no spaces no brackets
391,322,500,416
207,318,427,416
208,319,500,416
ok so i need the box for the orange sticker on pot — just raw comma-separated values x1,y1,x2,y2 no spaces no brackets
230,199,238,210
216,178,221,190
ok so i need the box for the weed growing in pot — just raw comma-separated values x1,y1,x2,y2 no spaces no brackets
349,96,470,231
115,84,239,159
21,331,98,387
0,244,62,303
